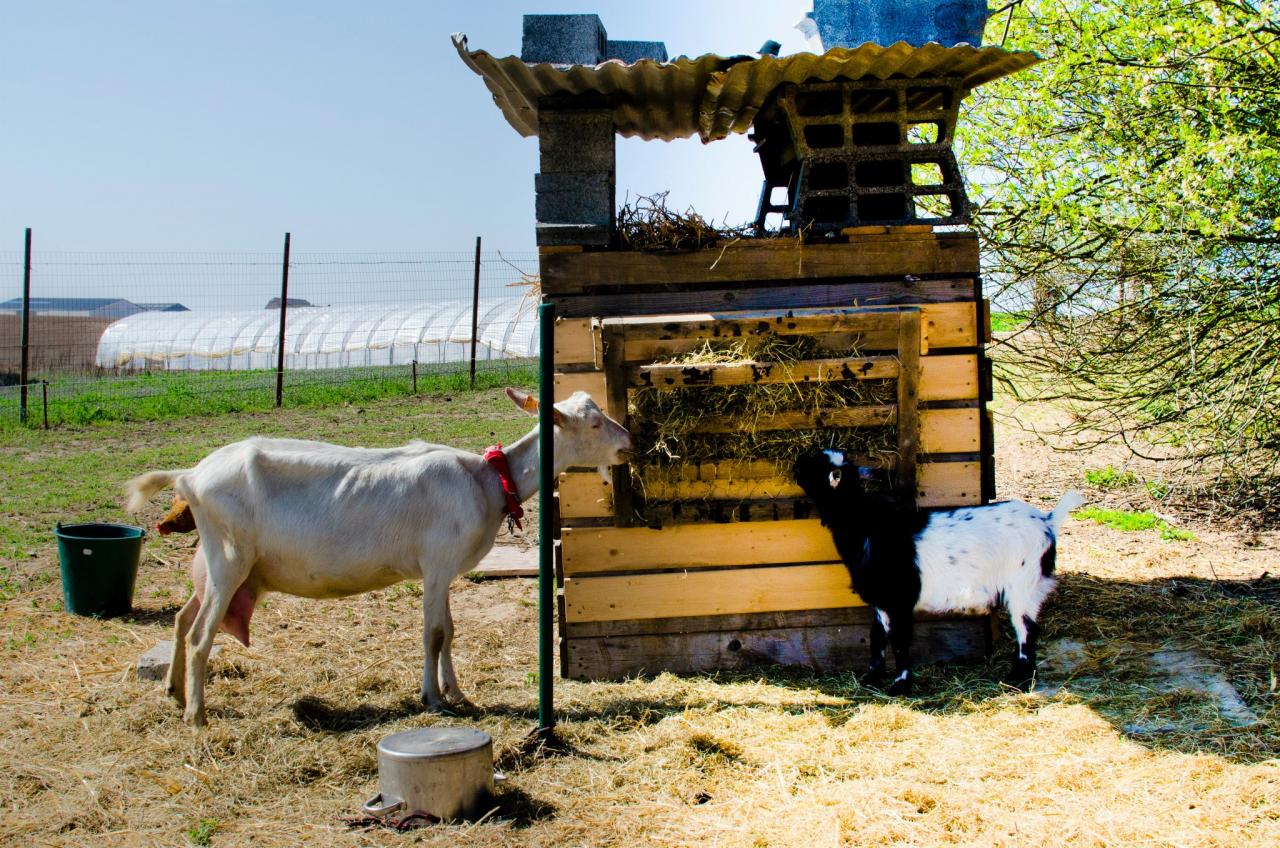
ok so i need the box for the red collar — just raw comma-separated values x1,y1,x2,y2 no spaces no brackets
483,444,524,531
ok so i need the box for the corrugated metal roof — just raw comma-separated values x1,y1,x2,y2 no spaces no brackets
453,34,1039,143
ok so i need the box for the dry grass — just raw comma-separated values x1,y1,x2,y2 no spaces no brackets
2,391,1279,846
629,335,898,502
616,193,754,252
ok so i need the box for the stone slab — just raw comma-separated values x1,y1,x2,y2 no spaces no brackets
137,640,221,682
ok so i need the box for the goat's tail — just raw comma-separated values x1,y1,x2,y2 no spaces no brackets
1047,489,1085,535
124,469,192,513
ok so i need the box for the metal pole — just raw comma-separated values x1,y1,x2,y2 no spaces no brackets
411,360,418,394
469,236,482,388
19,228,32,424
41,380,48,429
275,232,291,407
537,302,556,735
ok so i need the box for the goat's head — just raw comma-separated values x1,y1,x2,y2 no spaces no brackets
794,448,869,503
507,387,632,477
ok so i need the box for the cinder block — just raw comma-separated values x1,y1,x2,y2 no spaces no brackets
535,171,615,227
522,14,607,65
606,40,669,63
137,640,221,682
538,109,615,173
536,223,612,248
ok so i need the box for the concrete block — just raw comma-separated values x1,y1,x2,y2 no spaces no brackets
137,640,221,682
538,109,615,173
522,14,607,65
606,40,668,63
536,223,612,248
535,171,615,226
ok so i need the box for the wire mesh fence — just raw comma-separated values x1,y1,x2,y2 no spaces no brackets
0,234,540,427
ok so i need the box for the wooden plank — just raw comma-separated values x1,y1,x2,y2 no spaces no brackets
560,458,978,522
632,356,898,389
916,461,982,506
602,324,636,527
691,404,896,434
896,310,921,501
615,308,902,342
923,301,977,349
554,371,614,418
559,471,614,519
561,519,837,575
554,317,599,367
619,303,972,362
563,615,989,679
921,407,981,454
563,564,863,622
919,354,978,401
548,278,975,319
540,232,980,294
632,353,974,398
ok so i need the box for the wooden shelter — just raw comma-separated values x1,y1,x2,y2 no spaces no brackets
457,22,1039,680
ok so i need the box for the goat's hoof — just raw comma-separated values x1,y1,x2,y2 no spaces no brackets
861,665,887,684
182,708,207,728
887,676,914,697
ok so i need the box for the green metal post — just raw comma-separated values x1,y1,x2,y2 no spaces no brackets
537,302,556,734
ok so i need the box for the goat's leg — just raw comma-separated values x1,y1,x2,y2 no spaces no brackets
437,593,473,708
166,591,201,706
865,608,889,681
1007,613,1040,691
419,573,452,710
886,608,915,696
183,537,249,727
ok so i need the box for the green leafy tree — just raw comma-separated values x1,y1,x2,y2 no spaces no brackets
963,0,1280,510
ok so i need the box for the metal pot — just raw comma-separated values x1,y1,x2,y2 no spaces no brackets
362,727,498,823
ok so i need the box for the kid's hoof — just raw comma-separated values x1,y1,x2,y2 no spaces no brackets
886,672,914,696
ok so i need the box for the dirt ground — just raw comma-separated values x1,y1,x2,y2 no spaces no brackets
0,392,1277,847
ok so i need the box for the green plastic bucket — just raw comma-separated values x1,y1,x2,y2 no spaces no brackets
55,522,145,617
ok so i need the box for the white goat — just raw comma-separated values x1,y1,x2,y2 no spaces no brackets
125,388,631,726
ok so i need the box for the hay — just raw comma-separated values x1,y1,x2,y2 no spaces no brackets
628,335,898,494
616,192,753,251
2,390,1280,846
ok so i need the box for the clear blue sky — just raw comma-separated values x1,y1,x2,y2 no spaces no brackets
3,1,811,255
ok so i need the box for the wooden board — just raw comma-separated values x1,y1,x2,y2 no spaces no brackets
689,404,897,434
916,461,982,506
559,354,975,403
539,232,980,294
632,356,898,388
558,459,983,519
548,278,975,319
617,302,977,361
563,563,862,622
554,317,599,367
562,609,990,679
921,407,981,454
561,519,837,575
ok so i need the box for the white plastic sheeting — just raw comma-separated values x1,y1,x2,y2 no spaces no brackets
95,296,540,371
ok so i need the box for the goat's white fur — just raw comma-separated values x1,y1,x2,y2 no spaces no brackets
125,389,630,727
912,495,1082,646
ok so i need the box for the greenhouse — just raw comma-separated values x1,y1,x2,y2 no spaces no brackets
94,296,539,371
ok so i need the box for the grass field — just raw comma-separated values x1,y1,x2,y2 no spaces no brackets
0,384,1277,846
0,361,536,429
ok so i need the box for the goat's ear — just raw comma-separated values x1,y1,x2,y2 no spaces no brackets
552,406,563,426
507,387,540,415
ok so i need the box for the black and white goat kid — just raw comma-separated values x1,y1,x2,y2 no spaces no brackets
794,449,1083,694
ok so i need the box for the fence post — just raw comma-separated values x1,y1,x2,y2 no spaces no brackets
19,228,32,424
411,360,418,395
275,232,291,407
537,301,556,735
41,380,48,429
469,236,482,388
